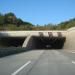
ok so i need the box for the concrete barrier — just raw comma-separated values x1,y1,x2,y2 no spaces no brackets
0,47,30,57
22,36,36,49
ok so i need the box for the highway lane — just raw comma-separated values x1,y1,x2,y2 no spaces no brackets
0,50,75,75
0,50,44,75
58,50,75,62
25,50,75,75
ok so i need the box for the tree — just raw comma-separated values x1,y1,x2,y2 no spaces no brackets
0,13,4,25
16,18,23,27
57,18,75,30
23,21,33,26
4,12,17,24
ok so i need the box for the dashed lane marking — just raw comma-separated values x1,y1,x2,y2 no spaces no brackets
11,61,31,75
72,61,75,64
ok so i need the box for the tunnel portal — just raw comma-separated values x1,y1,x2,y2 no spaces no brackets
0,32,66,49
31,36,66,49
0,27,75,50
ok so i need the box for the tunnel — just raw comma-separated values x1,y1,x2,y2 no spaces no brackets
30,36,66,49
0,27,75,50
0,37,26,47
0,34,66,49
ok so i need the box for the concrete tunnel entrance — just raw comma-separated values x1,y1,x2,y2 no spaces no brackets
0,32,66,49
30,36,66,49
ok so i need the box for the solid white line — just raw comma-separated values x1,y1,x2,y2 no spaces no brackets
68,51,75,53
71,52,75,53
72,61,75,64
11,61,31,75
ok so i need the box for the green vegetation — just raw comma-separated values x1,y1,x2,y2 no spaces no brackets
0,12,75,30
0,12,33,30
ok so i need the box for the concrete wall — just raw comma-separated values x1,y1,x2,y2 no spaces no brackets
22,36,37,49
0,27,75,50
0,31,66,37
64,27,75,50
0,31,66,49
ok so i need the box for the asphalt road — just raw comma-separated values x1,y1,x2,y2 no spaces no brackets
0,49,75,75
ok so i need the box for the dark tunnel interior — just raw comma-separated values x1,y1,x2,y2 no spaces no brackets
32,36,66,49
0,37,26,47
0,36,66,49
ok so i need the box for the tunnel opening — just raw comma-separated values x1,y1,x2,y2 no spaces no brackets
0,37,26,47
32,36,66,49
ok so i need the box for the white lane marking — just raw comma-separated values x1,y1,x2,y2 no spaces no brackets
68,51,75,53
11,61,31,75
71,52,75,53
72,61,75,64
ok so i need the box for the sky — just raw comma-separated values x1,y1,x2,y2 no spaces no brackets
0,0,75,25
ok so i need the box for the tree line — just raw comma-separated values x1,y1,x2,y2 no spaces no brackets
0,12,75,30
